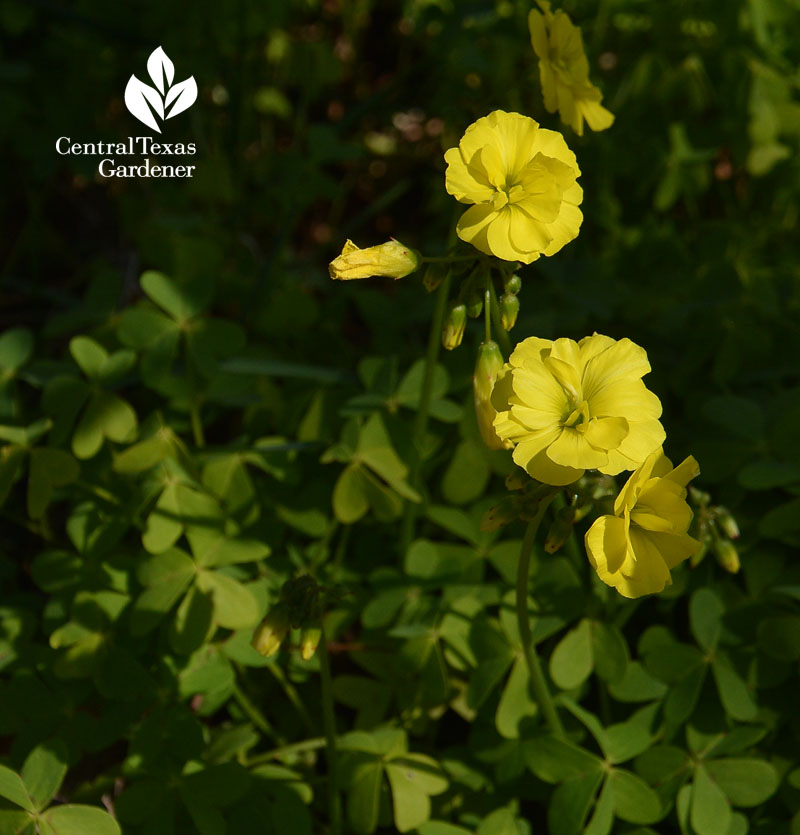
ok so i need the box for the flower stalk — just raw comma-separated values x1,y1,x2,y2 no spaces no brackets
318,627,342,835
399,269,452,558
516,493,566,739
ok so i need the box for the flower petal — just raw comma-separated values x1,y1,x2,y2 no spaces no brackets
585,514,629,577
583,416,629,452
546,426,608,469
444,147,494,203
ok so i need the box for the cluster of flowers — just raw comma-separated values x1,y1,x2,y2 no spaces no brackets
328,3,701,599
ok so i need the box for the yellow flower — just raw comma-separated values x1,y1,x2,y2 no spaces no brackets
585,451,702,598
474,341,514,451
444,110,583,263
491,334,665,485
529,1,615,136
329,239,420,281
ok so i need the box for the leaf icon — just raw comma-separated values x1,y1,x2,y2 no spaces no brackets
124,76,164,133
165,77,198,120
147,46,174,94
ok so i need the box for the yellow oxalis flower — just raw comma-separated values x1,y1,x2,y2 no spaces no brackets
585,451,702,598
529,1,615,136
444,109,583,263
329,239,420,281
491,334,665,486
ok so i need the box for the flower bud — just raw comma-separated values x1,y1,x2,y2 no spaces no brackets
505,471,528,491
714,538,740,574
544,506,576,554
442,303,467,350
329,239,420,281
465,287,484,318
499,293,520,331
251,604,291,657
473,341,513,451
423,264,446,293
481,496,519,531
300,624,323,661
504,274,522,295
715,508,740,540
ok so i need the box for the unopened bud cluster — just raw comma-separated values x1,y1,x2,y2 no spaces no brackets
251,575,344,660
689,488,741,573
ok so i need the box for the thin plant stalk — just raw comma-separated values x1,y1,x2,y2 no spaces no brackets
486,272,512,357
399,270,452,558
516,494,566,739
318,627,342,835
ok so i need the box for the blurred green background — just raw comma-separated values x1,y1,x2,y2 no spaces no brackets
2,0,800,833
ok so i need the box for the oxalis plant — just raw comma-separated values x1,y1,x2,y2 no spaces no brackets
2,3,797,835
245,4,771,835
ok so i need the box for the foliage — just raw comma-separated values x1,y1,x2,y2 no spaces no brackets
2,0,800,833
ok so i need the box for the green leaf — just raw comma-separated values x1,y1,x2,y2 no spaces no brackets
691,764,731,835
0,765,34,811
395,360,448,408
27,448,79,519
604,703,659,764
195,571,260,629
357,414,419,501
591,621,629,684
170,585,215,655
548,771,604,835
141,270,210,321
188,533,269,569
20,741,67,811
344,756,383,835
385,763,433,832
72,392,137,459
42,804,121,835
0,808,34,834
757,615,800,661
0,328,33,371
738,458,800,489
333,463,370,524
609,768,662,824
476,807,519,835
495,656,536,739
550,618,593,690
441,441,490,505
525,736,603,783
608,662,667,703
664,665,706,725
584,778,615,835
705,758,779,807
711,652,757,721
690,589,723,651
69,336,108,380
113,435,176,474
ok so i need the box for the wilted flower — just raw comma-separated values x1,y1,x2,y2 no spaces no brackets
474,341,513,451
529,1,615,136
585,451,702,597
491,334,665,485
444,110,582,263
329,239,420,281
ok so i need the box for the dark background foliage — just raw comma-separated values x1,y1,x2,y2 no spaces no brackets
1,0,800,833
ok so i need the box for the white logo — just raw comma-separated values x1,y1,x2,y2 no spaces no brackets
124,46,197,133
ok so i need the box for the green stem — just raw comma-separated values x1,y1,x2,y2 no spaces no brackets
484,285,491,343
268,663,314,732
318,627,342,835
185,343,205,448
399,270,452,559
516,494,566,739
420,254,478,263
487,274,512,357
232,682,278,741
